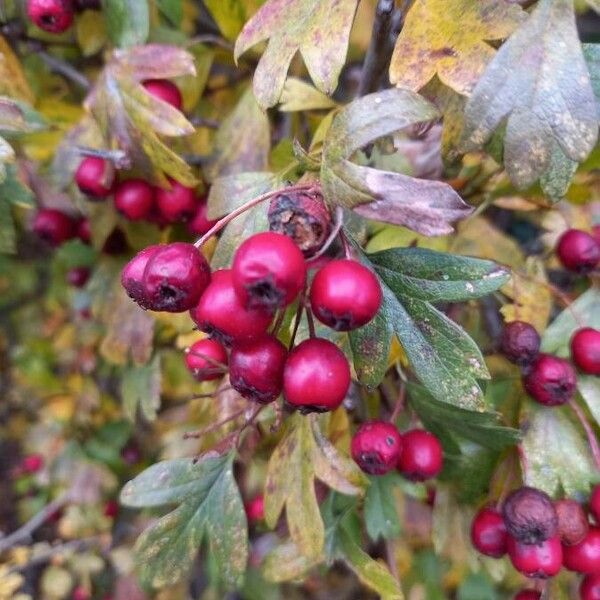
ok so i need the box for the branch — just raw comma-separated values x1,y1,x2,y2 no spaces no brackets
31,46,91,91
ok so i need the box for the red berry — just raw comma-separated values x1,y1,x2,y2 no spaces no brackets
142,79,183,110
103,499,119,519
571,328,600,376
581,573,600,600
76,218,91,244
121,443,141,466
232,232,307,311
33,208,76,246
114,179,155,221
283,338,350,412
22,453,44,474
75,157,114,199
557,229,600,273
506,535,562,578
121,245,161,309
563,527,600,573
155,179,198,223
555,498,589,546
66,266,90,288
470,507,508,558
245,495,265,523
350,421,402,475
397,429,443,481
187,198,217,236
310,259,382,331
190,270,272,345
514,591,541,600
591,485,600,523
27,0,73,33
142,242,211,312
500,321,541,366
71,586,90,600
522,353,577,406
185,339,228,382
230,335,287,403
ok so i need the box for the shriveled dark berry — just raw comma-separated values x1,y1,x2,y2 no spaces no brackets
500,320,540,366
502,486,558,545
555,498,589,546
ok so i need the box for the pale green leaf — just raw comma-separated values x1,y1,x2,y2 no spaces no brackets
578,375,600,429
102,0,149,48
120,356,161,422
279,77,338,112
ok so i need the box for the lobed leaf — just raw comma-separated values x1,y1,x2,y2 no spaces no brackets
363,473,402,541
120,356,161,422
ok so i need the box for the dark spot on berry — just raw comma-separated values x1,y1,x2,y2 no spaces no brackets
245,276,285,311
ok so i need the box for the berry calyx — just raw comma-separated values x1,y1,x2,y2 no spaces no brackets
590,484,600,523
114,179,155,221
470,507,508,558
142,242,211,312
185,339,228,382
500,320,541,366
350,421,402,475
310,259,382,331
155,179,198,223
32,208,76,247
397,429,443,481
27,0,74,33
189,270,272,345
506,535,562,578
514,591,541,600
187,199,217,236
502,486,558,545
522,353,577,406
121,245,161,309
268,189,331,257
232,232,307,311
142,79,183,111
571,328,600,376
75,156,114,199
556,228,600,274
229,335,287,403
66,266,90,288
562,527,600,573
22,453,44,474
283,338,350,413
245,495,265,524
581,573,600,600
555,498,589,546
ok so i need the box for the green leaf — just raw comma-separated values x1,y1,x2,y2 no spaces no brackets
264,414,367,559
0,164,34,208
461,0,597,190
522,405,598,496
583,43,600,106
578,375,600,429
364,473,402,541
234,0,359,108
539,142,578,201
0,197,15,254
541,288,600,357
204,0,249,41
407,384,521,450
155,0,182,26
321,90,472,235
120,453,248,588
120,356,161,422
102,0,149,47
349,247,510,405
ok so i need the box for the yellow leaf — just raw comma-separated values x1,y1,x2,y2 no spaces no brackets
76,9,107,56
390,0,525,95
0,36,33,102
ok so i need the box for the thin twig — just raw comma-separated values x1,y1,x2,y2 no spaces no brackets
75,146,131,169
389,383,406,423
568,398,600,471
0,493,70,553
34,48,91,91
183,408,246,439
305,304,316,339
289,297,305,351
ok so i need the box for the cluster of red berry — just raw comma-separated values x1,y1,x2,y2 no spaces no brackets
472,485,600,599
122,224,384,413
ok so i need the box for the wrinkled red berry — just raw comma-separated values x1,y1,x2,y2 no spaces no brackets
142,242,211,312
66,266,90,288
187,198,217,236
190,270,272,345
75,157,114,199
185,339,228,382
114,179,155,221
500,320,541,366
33,208,76,246
27,0,73,33
121,245,160,309
581,573,600,600
230,335,287,404
350,421,402,475
22,453,44,474
142,79,183,110
470,507,508,558
563,527,600,573
557,229,600,273
232,232,306,311
502,486,558,545
397,429,443,481
245,495,265,523
76,218,91,244
155,179,198,223
283,338,350,413
514,590,541,600
522,353,577,406
310,259,382,331
507,535,562,578
591,485,600,523
555,498,589,546
571,328,600,376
